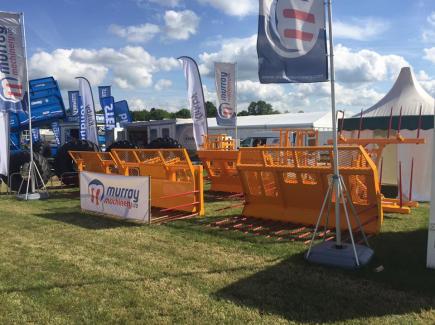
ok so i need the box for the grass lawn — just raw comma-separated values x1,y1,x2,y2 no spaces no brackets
0,189,434,324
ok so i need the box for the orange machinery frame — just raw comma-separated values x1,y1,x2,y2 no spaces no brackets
236,146,383,234
69,149,204,216
198,129,319,193
329,133,425,214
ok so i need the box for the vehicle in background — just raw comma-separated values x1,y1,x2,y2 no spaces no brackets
239,131,281,147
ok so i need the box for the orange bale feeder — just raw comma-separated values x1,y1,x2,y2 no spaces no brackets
332,108,425,214
197,134,241,193
69,151,118,174
69,149,204,216
272,128,319,147
236,146,383,234
198,129,320,193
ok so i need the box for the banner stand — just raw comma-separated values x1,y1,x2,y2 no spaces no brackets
16,12,48,201
304,0,373,269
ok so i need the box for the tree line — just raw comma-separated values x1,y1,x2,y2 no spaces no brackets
130,100,280,121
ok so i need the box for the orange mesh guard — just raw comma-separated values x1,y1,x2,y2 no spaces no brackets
198,150,241,193
69,151,117,174
236,146,383,234
69,149,204,216
111,149,204,215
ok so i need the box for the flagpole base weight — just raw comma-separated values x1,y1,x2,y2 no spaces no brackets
16,192,49,201
305,241,374,270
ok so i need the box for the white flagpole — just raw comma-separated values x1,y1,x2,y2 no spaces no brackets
21,12,35,198
326,0,342,246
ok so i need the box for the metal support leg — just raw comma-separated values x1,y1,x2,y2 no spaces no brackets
339,175,370,247
339,181,360,266
306,178,333,258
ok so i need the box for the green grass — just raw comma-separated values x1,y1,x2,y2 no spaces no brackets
0,190,434,324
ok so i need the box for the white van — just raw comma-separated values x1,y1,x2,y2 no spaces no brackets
239,131,281,147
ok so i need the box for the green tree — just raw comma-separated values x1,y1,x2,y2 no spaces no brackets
205,101,217,117
237,110,249,116
174,108,191,118
246,100,279,115
131,110,149,121
148,107,172,120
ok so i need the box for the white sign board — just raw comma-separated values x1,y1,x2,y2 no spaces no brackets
80,171,150,223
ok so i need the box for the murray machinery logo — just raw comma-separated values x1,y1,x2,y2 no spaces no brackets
0,77,23,103
88,179,105,206
218,71,235,119
88,178,140,210
265,0,324,58
0,23,24,103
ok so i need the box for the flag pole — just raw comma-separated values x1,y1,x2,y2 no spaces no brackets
306,0,373,268
21,12,35,198
18,12,48,200
326,0,342,247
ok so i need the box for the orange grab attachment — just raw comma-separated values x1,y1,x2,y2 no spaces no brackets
236,146,383,234
69,149,204,216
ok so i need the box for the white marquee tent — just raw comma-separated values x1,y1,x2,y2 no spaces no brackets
342,67,434,201
207,111,333,144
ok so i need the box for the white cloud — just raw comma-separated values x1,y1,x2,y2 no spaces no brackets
29,46,179,90
154,79,173,91
202,84,216,103
164,10,199,40
196,0,256,17
199,35,408,84
237,80,285,102
334,44,409,83
424,47,435,63
234,81,382,113
422,12,435,42
199,35,258,80
108,23,160,43
334,18,390,41
417,70,435,97
29,49,108,88
128,98,147,111
148,0,181,7
428,12,435,26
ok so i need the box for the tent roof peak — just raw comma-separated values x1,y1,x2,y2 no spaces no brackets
353,67,434,118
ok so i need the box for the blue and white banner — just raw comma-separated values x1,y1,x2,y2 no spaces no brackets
68,90,80,116
98,86,111,105
0,12,27,113
10,129,20,150
215,62,237,127
257,0,328,83
102,96,115,130
114,100,132,124
178,56,208,149
102,96,116,146
79,95,86,140
51,121,61,147
77,77,99,145
31,128,40,143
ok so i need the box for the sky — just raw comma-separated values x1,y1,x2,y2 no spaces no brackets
4,0,435,114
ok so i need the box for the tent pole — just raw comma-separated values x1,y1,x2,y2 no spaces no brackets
357,109,363,139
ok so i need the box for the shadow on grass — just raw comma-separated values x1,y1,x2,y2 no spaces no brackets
35,210,141,230
214,228,435,322
0,264,273,294
45,190,80,200
204,191,242,203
